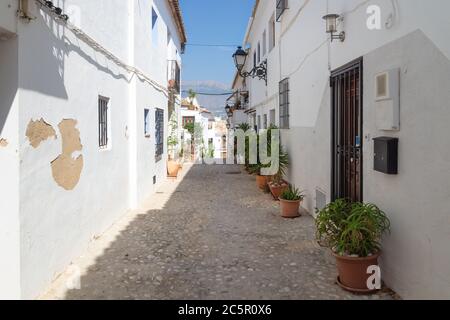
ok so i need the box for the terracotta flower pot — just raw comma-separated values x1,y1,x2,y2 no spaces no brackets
256,175,268,190
167,159,180,178
279,199,301,218
268,181,288,200
333,251,381,293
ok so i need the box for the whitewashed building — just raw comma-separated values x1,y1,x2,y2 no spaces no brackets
234,0,450,299
181,98,228,159
0,0,186,299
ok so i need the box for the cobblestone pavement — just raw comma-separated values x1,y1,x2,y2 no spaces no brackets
42,164,396,300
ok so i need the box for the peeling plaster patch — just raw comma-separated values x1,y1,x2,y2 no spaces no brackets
0,138,8,147
51,154,84,191
26,118,57,148
51,119,84,190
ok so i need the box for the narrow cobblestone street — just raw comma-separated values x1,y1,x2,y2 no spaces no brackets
43,164,395,300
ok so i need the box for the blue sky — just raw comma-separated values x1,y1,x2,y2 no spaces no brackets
180,0,255,86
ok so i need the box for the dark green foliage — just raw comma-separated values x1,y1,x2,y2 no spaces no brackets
315,199,391,257
280,184,304,201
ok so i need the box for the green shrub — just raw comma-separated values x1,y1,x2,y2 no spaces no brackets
315,199,391,257
280,184,304,201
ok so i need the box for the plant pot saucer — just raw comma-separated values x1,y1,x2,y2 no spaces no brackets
336,276,379,295
281,214,301,219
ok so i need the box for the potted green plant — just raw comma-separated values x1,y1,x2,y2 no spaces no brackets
255,163,270,190
315,199,391,293
268,147,289,200
279,184,304,218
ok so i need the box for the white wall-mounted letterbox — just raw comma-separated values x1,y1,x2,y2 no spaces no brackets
374,68,400,131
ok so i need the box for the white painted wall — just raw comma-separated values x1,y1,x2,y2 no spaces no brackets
244,0,450,298
0,0,184,299
0,0,17,36
230,110,248,129
0,37,21,299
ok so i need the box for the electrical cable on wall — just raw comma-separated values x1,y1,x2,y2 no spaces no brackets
34,0,180,103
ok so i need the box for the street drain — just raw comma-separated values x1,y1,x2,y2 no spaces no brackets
226,171,241,175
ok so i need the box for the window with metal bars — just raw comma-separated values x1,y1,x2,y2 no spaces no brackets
279,78,290,129
276,0,288,22
155,108,164,160
98,96,109,148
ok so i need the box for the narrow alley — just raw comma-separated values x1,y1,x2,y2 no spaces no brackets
42,164,395,300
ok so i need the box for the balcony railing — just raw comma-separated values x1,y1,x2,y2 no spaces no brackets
167,60,181,94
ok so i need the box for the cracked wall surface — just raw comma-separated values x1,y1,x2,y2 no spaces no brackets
25,118,57,148
50,119,84,191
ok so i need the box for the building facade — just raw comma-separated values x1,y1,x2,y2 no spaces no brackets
181,98,228,160
0,0,186,299
233,0,450,299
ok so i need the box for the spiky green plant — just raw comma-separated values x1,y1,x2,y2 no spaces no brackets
315,199,391,257
280,184,304,201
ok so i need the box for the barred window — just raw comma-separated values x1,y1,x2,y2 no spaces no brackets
279,78,290,129
276,0,288,22
98,96,109,148
155,108,164,160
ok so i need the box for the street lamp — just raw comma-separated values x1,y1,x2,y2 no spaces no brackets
323,14,345,42
232,46,267,83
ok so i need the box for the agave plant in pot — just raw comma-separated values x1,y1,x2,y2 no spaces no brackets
254,163,271,191
315,199,391,293
267,147,289,200
279,184,304,218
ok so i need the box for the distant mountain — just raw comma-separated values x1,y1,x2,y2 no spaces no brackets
182,80,232,118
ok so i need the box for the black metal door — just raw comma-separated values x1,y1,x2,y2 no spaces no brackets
331,58,363,202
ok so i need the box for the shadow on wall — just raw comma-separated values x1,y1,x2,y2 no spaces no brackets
0,37,18,134
20,4,135,101
19,9,68,100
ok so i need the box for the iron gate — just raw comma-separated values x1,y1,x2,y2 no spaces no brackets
331,58,363,202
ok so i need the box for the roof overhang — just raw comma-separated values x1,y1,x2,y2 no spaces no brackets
167,0,187,51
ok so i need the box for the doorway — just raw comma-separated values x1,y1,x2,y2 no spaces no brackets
331,58,363,202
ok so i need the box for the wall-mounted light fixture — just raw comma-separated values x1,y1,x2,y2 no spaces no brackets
232,46,267,84
323,14,345,42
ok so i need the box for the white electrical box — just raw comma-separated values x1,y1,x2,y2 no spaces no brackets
375,68,400,131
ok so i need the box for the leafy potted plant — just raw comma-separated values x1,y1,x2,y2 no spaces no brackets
268,147,289,200
279,184,304,218
315,199,391,293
